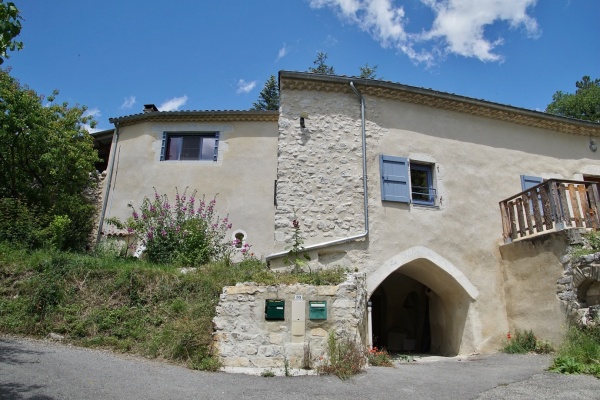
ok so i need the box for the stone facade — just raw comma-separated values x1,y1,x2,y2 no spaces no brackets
273,72,600,355
212,273,367,373
558,250,600,327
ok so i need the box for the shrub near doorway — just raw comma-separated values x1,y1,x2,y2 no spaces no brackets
501,330,553,354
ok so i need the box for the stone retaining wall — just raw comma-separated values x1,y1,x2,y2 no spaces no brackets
212,273,367,373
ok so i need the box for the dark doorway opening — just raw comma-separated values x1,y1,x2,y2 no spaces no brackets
370,272,431,353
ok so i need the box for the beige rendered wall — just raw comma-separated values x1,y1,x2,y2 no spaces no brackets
275,86,600,354
499,231,572,346
101,120,278,259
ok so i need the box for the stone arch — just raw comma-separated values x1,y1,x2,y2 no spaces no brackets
367,246,479,356
367,246,479,299
571,264,600,307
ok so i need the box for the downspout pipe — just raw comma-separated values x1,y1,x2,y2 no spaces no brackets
95,121,120,244
266,81,369,261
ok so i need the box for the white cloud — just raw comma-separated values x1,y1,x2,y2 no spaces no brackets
121,96,136,109
158,95,188,112
276,43,289,61
324,34,339,47
308,0,539,64
237,79,257,94
421,0,539,62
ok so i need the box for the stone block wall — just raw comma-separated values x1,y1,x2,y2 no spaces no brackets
212,273,367,372
275,90,383,250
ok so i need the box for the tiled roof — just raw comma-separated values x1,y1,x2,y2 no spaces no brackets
109,109,279,126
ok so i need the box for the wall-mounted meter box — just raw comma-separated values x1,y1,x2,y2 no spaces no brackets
309,301,327,320
265,300,285,320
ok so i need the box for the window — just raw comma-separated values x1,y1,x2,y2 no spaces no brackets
410,163,435,205
380,155,436,206
160,132,219,161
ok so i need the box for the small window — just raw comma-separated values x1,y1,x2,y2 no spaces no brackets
234,232,244,248
231,230,247,249
380,155,436,206
410,163,435,206
161,132,219,161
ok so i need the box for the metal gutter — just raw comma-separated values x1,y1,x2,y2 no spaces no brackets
265,81,369,261
95,121,120,244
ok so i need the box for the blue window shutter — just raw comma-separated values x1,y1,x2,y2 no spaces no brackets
520,175,543,191
380,155,410,203
160,132,167,161
213,132,219,161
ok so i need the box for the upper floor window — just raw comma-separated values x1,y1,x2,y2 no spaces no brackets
160,132,219,161
380,155,436,206
410,163,435,206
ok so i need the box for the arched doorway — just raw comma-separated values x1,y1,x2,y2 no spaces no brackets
367,247,479,356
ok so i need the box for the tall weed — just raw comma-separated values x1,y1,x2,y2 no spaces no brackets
318,331,366,380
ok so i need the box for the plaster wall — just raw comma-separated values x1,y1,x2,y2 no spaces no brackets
275,86,600,354
499,231,572,345
101,120,278,259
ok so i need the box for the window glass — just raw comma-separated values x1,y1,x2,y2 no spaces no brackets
410,163,434,205
164,133,217,161
180,136,201,160
167,136,182,160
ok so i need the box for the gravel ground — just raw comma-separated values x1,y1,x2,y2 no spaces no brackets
1,336,599,400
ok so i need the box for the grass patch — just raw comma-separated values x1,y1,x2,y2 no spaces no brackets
0,242,347,370
550,325,600,378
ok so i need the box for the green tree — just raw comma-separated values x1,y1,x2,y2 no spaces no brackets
546,76,600,122
252,75,279,111
0,69,99,250
309,51,335,75
0,1,23,64
358,63,379,79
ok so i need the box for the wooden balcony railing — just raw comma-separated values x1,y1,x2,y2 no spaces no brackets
499,179,600,243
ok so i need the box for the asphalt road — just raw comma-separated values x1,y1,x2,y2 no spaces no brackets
1,336,599,400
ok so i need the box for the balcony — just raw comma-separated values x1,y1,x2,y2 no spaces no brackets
499,179,600,243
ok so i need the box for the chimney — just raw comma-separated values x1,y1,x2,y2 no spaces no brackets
143,104,159,113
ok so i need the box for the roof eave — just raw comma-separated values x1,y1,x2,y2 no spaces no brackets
278,71,600,137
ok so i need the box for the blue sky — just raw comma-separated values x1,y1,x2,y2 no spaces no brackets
5,0,599,132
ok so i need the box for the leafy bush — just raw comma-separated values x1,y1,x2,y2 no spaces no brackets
0,197,43,248
551,325,600,378
107,188,233,266
318,331,366,380
502,329,553,354
0,70,99,251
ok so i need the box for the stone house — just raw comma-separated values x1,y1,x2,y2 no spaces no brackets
95,71,600,358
